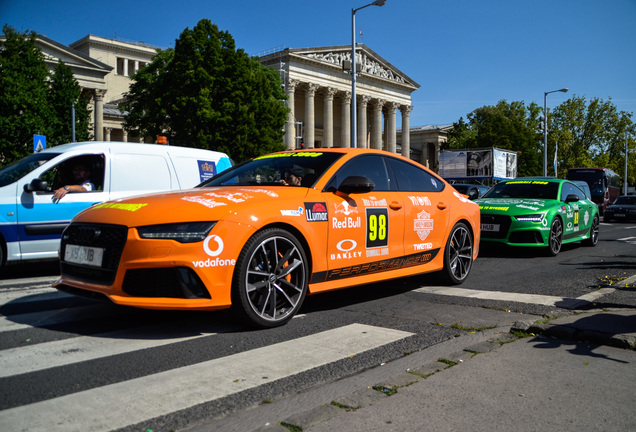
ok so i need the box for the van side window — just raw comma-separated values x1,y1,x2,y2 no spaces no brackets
41,154,105,192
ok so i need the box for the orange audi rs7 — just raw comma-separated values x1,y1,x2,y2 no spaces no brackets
55,148,480,328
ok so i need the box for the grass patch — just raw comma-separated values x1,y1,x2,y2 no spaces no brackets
409,370,439,379
373,385,398,396
450,323,497,332
280,422,302,432
438,358,458,368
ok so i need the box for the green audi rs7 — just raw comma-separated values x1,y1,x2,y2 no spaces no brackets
475,178,599,256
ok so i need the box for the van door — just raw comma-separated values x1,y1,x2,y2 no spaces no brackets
16,154,107,261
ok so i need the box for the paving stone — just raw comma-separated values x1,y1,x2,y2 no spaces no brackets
332,386,386,409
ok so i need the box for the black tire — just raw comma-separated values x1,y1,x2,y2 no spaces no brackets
546,217,563,256
232,228,308,328
438,222,473,285
583,214,599,246
603,214,610,223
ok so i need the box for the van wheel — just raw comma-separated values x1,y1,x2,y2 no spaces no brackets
232,228,308,328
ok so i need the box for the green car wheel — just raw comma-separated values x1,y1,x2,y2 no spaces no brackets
547,217,563,256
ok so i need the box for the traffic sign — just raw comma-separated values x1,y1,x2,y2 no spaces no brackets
34,134,46,152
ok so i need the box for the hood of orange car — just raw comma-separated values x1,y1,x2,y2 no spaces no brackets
75,186,309,226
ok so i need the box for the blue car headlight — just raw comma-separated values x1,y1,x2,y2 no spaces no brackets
138,222,217,243
515,214,544,223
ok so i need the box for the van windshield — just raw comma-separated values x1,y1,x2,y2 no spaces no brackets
0,153,60,187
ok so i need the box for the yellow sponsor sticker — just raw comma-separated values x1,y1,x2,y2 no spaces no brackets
92,202,148,212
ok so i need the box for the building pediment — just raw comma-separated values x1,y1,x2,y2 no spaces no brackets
288,44,420,90
35,34,112,78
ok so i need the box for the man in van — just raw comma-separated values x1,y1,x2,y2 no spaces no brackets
53,161,95,201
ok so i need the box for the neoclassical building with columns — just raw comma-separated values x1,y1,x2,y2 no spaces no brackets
27,33,451,169
260,45,420,157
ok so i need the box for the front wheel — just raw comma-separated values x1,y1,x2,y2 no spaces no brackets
232,228,308,328
438,222,473,285
583,215,599,246
546,217,563,256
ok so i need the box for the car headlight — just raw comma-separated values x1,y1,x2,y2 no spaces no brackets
138,222,217,243
515,214,544,223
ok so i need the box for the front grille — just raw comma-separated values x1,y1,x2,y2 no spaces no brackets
60,223,128,285
509,230,544,244
480,214,511,239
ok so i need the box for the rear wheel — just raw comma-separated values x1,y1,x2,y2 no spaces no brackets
438,222,473,285
232,228,308,328
546,217,563,256
583,215,599,246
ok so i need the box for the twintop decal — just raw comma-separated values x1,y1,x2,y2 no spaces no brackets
414,209,434,241
281,207,303,216
254,152,323,160
182,190,280,209
92,202,148,212
305,202,328,222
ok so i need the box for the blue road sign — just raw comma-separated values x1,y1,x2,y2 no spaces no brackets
34,135,46,152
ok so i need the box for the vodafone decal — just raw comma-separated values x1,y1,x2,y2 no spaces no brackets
194,235,236,268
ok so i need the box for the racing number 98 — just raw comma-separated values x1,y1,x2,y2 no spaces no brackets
366,208,389,248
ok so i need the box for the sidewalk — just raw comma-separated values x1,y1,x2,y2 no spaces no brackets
240,307,636,432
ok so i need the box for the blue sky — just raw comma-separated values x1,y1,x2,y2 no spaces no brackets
3,0,635,127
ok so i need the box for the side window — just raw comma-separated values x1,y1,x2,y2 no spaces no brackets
387,157,444,192
326,155,391,191
39,154,105,192
561,183,584,201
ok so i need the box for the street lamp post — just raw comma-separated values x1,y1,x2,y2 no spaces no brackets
625,125,635,196
351,0,386,148
543,88,568,176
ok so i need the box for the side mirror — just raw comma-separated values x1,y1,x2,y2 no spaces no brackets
565,194,579,203
468,188,479,200
24,178,48,193
337,176,375,194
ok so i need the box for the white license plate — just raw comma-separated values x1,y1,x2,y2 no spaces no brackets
64,244,104,267
614,213,626,217
481,223,500,232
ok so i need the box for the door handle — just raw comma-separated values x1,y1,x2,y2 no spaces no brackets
437,202,447,210
389,201,402,210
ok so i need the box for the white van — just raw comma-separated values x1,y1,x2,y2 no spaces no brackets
0,141,232,267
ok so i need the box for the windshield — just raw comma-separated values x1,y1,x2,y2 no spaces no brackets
199,151,344,188
482,180,560,200
0,153,60,187
566,170,604,197
614,196,636,205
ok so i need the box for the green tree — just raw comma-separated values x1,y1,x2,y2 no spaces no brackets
124,19,288,162
48,60,92,144
446,100,543,177
550,95,634,184
0,24,51,164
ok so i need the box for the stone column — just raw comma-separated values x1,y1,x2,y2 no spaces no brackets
340,91,351,148
386,102,398,154
400,105,413,158
105,127,111,142
357,95,370,149
94,89,106,141
122,129,128,143
284,79,299,150
123,58,128,76
323,87,336,148
304,83,318,148
371,99,385,150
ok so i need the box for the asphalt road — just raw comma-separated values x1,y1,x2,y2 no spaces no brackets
0,221,634,431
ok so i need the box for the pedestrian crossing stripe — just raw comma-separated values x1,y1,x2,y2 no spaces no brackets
0,323,413,432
